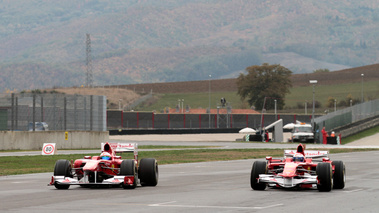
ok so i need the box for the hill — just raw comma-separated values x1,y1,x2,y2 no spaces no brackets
46,64,379,111
1,0,379,92
111,64,379,94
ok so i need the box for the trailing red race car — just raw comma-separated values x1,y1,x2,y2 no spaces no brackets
49,142,158,189
250,144,345,192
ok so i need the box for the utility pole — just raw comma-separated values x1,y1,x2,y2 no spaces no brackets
208,75,211,128
309,80,317,128
361,73,364,103
86,33,93,87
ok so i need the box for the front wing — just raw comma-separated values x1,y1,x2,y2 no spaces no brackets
258,174,318,188
49,175,135,187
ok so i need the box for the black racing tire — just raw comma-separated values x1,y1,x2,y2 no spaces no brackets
316,163,333,192
333,161,346,189
250,161,267,190
120,159,137,189
53,159,72,189
139,158,158,186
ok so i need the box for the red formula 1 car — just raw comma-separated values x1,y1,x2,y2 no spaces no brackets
250,144,345,192
49,142,158,189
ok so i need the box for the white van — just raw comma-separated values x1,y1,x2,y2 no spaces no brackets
291,123,314,143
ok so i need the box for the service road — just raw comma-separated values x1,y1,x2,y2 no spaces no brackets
0,151,378,212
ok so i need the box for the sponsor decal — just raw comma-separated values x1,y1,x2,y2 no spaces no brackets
102,143,137,152
284,150,328,157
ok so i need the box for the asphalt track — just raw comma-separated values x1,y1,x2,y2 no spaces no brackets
1,133,379,212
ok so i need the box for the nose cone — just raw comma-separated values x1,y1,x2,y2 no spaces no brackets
282,163,297,177
83,161,99,171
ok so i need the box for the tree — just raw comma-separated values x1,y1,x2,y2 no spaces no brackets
327,96,336,108
237,63,292,110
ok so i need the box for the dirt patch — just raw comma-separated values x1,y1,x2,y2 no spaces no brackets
50,87,141,110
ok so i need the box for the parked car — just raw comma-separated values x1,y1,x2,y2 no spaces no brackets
28,122,49,131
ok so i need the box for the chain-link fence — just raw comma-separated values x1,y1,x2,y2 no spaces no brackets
0,93,106,131
314,99,379,143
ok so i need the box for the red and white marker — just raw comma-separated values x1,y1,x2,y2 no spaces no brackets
42,143,56,155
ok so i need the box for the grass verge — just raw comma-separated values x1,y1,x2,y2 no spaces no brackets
342,125,379,144
1,148,377,176
0,145,214,153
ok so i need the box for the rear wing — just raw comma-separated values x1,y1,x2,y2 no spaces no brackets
101,142,138,161
284,150,329,158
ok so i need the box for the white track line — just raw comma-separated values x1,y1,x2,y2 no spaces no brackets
149,201,283,210
343,189,364,193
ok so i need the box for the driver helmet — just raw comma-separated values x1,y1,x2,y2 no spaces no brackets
293,153,304,162
100,152,111,160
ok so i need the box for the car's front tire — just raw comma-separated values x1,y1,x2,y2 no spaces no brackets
120,159,137,189
53,159,72,189
139,158,158,186
250,161,267,190
333,161,345,189
317,163,333,192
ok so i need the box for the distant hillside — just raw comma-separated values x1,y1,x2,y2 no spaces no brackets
1,0,379,92
38,64,379,110
112,63,379,94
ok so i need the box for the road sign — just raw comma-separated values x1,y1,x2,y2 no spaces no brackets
42,143,56,155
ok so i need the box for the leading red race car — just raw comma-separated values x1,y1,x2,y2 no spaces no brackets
250,144,345,192
49,142,158,189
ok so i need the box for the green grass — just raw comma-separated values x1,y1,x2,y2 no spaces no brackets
135,80,379,113
0,145,212,153
286,81,379,109
135,92,246,112
342,125,379,145
138,145,218,149
1,148,378,176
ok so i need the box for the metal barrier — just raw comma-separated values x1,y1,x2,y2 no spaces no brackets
0,93,106,131
314,99,379,143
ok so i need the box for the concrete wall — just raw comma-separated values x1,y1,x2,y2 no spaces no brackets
107,111,315,130
0,131,109,150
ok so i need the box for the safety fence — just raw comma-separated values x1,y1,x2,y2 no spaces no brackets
107,110,313,130
314,99,379,143
0,93,106,131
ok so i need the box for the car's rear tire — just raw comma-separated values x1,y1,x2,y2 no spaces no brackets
250,161,267,190
333,161,345,189
53,159,72,189
139,158,158,186
120,159,137,189
316,163,333,192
